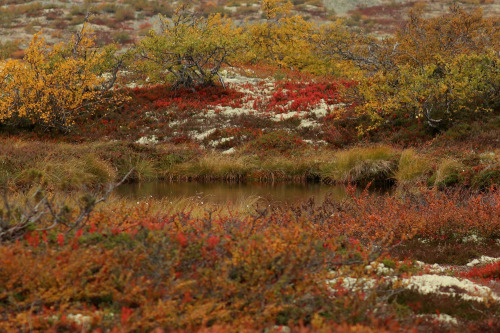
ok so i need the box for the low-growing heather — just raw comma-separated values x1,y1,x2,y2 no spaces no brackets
0,197,389,331
463,262,500,281
0,186,498,331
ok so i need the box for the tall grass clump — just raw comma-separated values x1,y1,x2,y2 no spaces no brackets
128,157,157,182
321,145,398,184
172,155,252,182
429,158,465,188
16,154,116,190
394,149,432,184
258,156,320,182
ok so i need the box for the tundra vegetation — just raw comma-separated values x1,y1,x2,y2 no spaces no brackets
0,1,499,331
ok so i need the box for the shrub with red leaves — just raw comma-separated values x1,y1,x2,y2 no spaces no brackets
126,84,245,112
463,262,500,281
265,81,347,114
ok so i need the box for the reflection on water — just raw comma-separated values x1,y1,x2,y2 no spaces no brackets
116,182,382,204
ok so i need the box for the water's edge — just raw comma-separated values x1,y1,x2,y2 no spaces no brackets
116,181,391,204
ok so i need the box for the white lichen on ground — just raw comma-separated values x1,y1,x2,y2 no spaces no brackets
328,257,500,329
415,261,448,273
185,70,347,143
417,313,459,326
330,271,499,303
462,233,484,243
407,274,499,302
192,128,217,141
365,261,394,275
466,256,499,267
135,135,158,145
222,147,236,155
66,313,92,326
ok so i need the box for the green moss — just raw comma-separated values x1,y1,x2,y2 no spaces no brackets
397,264,410,273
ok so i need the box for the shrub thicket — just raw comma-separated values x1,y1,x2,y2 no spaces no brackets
0,23,124,132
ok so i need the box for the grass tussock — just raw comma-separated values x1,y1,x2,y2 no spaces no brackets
430,158,465,188
16,154,116,190
170,152,327,183
394,149,432,184
321,145,398,184
2,139,499,191
172,154,252,182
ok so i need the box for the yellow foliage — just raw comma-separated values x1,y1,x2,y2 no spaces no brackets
245,0,328,74
261,0,293,19
320,5,500,133
0,25,120,131
136,7,243,87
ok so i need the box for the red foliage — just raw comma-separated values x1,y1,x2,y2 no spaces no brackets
250,80,355,115
176,232,189,247
463,262,500,281
57,233,64,246
206,235,220,248
121,306,134,325
267,82,341,114
0,188,499,331
125,84,245,112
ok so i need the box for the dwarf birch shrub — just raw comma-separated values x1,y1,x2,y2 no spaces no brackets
0,25,122,132
246,0,323,73
135,6,243,88
316,5,500,133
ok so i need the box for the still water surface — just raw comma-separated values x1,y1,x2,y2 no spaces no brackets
116,182,387,204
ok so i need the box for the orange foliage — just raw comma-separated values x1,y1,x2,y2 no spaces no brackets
0,188,498,331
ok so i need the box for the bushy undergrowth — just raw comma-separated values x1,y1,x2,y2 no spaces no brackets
0,187,499,331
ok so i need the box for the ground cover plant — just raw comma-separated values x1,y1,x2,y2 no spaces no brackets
0,1,499,331
0,186,499,331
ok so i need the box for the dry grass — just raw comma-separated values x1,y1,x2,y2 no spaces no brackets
431,158,465,188
394,149,432,184
320,145,398,183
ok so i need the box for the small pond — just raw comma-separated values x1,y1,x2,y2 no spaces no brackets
116,182,390,204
